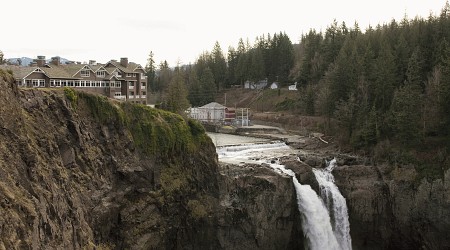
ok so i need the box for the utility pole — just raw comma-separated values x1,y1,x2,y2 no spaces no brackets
224,93,227,106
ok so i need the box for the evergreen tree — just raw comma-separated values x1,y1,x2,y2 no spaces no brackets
388,83,423,146
227,46,238,86
248,48,265,82
145,51,157,92
211,41,227,90
199,67,216,105
275,32,295,83
187,67,202,107
372,40,396,113
165,70,190,115
156,60,172,94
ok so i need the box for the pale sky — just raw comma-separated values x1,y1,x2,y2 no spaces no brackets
2,0,447,67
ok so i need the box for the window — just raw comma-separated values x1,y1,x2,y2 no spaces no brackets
129,81,134,86
96,70,106,77
75,81,80,87
114,92,122,96
81,70,90,77
86,81,91,87
126,73,135,77
32,79,39,87
55,80,61,87
61,80,67,87
80,81,85,87
39,79,45,87
26,79,32,87
68,80,74,87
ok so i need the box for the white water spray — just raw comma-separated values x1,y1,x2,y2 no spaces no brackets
312,159,352,250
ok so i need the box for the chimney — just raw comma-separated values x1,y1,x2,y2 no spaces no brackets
51,56,60,66
120,57,128,67
36,55,45,67
29,60,38,67
89,60,96,65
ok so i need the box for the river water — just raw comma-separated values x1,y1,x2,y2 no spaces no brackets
209,132,352,250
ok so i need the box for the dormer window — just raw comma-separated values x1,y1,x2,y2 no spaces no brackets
96,70,106,77
81,70,90,77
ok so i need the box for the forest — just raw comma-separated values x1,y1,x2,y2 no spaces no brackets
145,3,450,176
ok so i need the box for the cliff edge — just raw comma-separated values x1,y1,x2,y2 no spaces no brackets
0,70,219,249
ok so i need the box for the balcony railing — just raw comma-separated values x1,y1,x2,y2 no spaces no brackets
128,86,135,90
141,86,146,90
114,95,126,100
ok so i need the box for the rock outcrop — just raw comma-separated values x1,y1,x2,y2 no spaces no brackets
217,163,303,250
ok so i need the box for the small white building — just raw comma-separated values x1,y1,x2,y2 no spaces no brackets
288,82,298,91
270,82,279,89
188,102,227,124
244,79,268,90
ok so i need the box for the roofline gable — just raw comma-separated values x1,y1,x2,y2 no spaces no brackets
95,66,107,72
23,67,50,79
71,65,95,77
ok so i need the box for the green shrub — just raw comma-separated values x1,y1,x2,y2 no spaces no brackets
64,87,78,107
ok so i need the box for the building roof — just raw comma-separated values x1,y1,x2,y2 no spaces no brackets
201,102,227,109
2,57,145,80
0,65,49,79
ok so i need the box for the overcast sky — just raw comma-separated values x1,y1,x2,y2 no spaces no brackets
2,0,447,67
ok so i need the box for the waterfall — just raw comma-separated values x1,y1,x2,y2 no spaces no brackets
312,159,352,250
270,163,340,250
214,139,352,250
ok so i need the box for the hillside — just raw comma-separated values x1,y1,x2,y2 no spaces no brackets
215,87,298,111
215,87,333,136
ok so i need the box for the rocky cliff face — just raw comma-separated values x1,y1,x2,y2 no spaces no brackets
292,150,450,250
0,70,220,249
333,162,450,250
216,163,303,250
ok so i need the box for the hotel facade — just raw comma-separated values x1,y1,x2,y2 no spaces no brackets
0,56,147,104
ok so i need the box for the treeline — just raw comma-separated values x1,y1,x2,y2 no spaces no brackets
294,3,450,152
144,32,295,108
146,2,450,157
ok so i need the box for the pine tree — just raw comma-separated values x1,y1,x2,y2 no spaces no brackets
165,70,190,115
248,48,265,82
211,41,227,90
145,51,157,92
187,67,202,107
199,67,216,105
227,46,238,86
